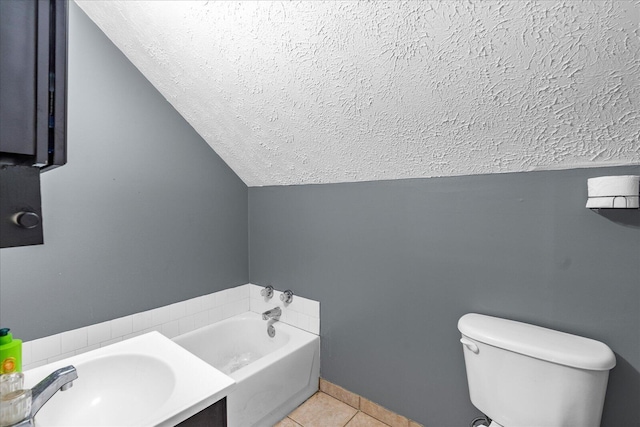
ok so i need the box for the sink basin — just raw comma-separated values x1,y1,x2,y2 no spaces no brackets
35,354,175,426
23,332,235,427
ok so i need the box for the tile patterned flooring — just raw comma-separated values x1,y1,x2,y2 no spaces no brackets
275,392,391,427
274,379,423,427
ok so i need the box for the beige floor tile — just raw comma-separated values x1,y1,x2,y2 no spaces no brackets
345,412,391,427
360,398,409,427
320,378,360,409
274,417,303,427
288,392,359,427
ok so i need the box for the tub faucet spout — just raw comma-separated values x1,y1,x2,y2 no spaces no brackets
262,307,281,321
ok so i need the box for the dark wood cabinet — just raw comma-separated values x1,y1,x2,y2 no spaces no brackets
0,0,68,169
0,166,43,248
176,397,227,427
0,0,68,248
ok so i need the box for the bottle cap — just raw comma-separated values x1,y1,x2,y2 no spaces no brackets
0,329,12,345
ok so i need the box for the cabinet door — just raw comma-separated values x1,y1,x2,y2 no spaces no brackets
176,397,227,427
0,0,38,157
0,166,43,248
0,0,67,169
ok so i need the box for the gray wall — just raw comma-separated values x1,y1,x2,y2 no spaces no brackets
0,3,248,341
249,166,640,427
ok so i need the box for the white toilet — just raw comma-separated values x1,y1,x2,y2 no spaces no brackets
458,313,616,427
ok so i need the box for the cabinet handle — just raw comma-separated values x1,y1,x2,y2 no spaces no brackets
14,211,41,229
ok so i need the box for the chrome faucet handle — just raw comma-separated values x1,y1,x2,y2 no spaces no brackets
280,289,294,304
260,285,274,299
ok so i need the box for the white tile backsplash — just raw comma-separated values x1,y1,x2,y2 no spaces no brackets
131,311,153,333
99,337,123,348
22,283,319,371
87,321,111,346
185,297,203,315
48,351,76,364
76,344,99,355
21,341,33,366
60,328,88,354
309,316,320,335
208,307,224,325
31,333,62,362
193,311,209,330
110,316,133,338
169,302,187,321
151,305,171,326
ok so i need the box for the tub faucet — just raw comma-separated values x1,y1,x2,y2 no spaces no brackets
7,365,78,427
262,307,281,321
260,285,274,299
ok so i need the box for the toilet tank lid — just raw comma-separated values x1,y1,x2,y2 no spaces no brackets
458,313,616,371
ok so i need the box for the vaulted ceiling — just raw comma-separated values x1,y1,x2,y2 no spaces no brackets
75,0,639,187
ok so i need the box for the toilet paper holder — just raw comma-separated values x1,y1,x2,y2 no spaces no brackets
586,175,640,210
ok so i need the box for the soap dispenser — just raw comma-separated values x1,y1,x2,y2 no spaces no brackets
0,329,22,374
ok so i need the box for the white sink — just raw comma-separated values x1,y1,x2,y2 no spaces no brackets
23,332,235,427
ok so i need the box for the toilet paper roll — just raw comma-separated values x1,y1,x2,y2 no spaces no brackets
587,175,639,198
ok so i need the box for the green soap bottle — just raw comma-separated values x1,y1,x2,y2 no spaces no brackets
0,328,22,374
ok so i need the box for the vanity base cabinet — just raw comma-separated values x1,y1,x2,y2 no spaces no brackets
177,397,227,427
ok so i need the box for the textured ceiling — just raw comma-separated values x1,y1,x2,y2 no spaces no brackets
75,0,640,187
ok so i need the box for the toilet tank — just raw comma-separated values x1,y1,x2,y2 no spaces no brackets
458,313,616,427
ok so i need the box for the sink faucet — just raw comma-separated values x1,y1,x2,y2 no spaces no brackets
262,307,281,321
7,365,77,427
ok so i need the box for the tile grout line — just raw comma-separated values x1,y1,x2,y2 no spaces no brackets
342,409,359,427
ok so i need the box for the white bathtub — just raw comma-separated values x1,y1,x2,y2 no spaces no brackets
173,311,320,427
